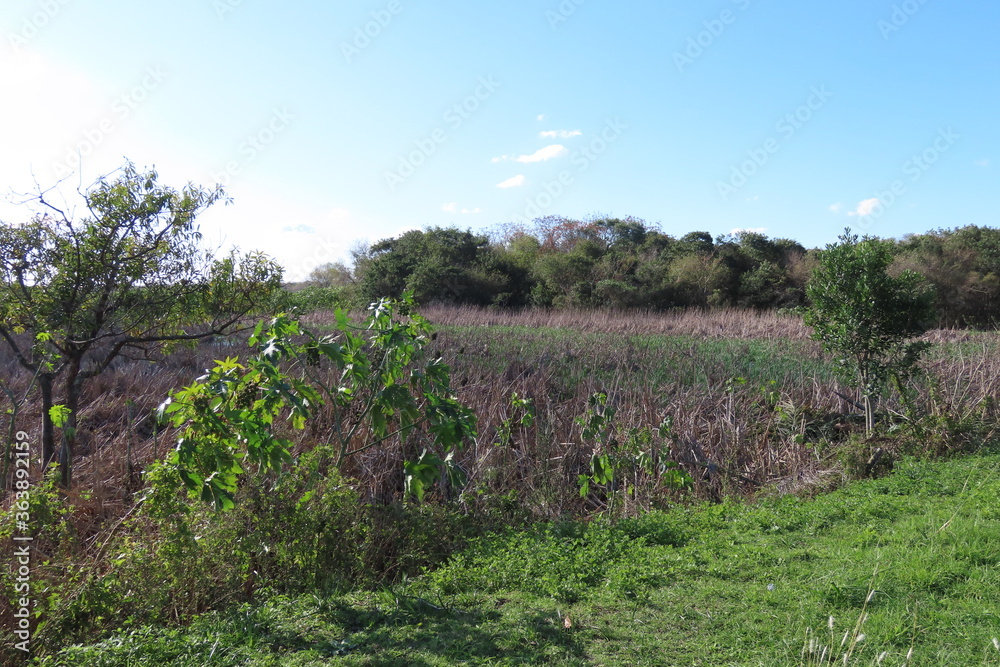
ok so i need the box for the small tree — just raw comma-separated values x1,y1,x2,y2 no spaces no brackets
805,230,935,432
0,162,282,486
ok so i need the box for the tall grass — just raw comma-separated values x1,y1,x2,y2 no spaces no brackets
418,303,815,340
3,306,1000,661
4,306,999,531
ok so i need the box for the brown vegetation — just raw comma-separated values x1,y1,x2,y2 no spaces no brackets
4,306,999,523
4,306,1000,659
416,303,814,340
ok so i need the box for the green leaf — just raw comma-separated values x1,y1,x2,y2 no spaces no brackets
48,404,72,428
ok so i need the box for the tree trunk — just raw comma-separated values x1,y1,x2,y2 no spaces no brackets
59,358,83,488
39,374,56,469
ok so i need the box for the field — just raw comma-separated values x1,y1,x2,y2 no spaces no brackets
4,306,1000,665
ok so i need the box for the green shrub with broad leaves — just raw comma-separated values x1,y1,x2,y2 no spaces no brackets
158,294,477,509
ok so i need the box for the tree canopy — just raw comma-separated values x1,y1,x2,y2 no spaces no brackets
328,218,999,329
0,162,282,485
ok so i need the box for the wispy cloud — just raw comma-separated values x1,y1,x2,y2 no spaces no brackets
461,207,481,214
539,130,581,139
497,174,526,189
850,198,881,217
848,198,881,217
517,144,567,162
730,227,767,235
537,114,545,121
829,203,843,213
976,158,990,168
493,144,568,164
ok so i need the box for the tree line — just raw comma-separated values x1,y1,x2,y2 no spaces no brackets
310,216,1000,329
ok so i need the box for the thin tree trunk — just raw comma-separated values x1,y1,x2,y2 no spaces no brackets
59,360,83,488
39,374,56,469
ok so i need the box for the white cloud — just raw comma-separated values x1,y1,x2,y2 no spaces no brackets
497,174,526,189
493,144,569,165
537,114,546,121
745,195,759,202
848,198,881,217
976,159,990,168
540,130,582,139
516,144,567,163
829,203,843,213
730,227,767,235
461,207,481,214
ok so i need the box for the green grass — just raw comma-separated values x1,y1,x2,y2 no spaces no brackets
38,452,1000,665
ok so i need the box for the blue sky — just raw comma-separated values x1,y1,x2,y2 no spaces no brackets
1,0,996,280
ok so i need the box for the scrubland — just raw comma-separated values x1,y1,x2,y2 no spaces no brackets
4,306,1000,665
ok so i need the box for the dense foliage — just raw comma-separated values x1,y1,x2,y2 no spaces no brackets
160,297,476,510
318,217,1000,329
805,230,936,432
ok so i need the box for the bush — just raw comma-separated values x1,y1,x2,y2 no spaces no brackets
29,445,492,655
273,284,353,313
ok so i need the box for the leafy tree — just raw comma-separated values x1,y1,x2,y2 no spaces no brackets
308,261,354,288
676,231,714,256
593,216,650,248
804,230,935,432
0,162,282,485
895,226,1000,327
670,254,729,307
357,227,515,306
532,240,603,307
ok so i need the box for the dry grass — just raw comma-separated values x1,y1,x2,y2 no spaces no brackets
4,307,998,519
419,304,814,340
2,306,999,590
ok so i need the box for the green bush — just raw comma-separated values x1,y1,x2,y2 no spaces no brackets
28,442,502,655
272,284,353,313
